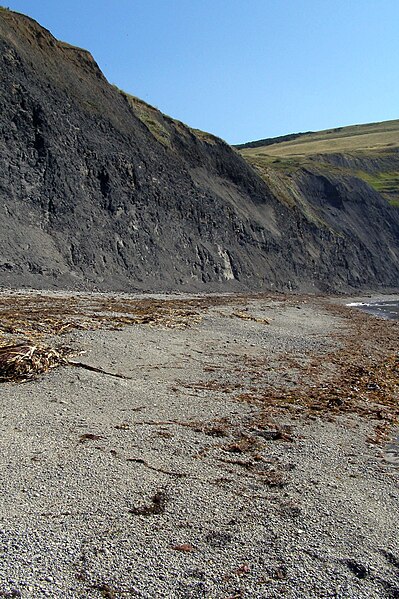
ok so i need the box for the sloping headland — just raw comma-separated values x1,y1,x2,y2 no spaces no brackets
0,7,398,599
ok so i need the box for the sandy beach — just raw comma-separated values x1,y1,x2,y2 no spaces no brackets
0,292,398,598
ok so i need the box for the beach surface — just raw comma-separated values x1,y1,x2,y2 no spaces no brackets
0,291,398,598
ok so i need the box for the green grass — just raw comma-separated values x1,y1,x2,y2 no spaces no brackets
356,170,399,206
110,85,172,147
120,91,172,147
239,120,399,210
112,86,218,149
189,128,220,145
356,170,399,194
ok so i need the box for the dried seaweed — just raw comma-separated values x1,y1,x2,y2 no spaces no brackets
0,343,68,382
0,293,245,383
129,491,167,516
78,433,104,443
0,294,213,350
172,543,196,552
231,310,270,324
240,314,399,443
0,291,283,343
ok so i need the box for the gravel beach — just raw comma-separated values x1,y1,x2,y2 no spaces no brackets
0,292,398,598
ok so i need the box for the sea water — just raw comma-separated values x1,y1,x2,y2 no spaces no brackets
346,299,399,321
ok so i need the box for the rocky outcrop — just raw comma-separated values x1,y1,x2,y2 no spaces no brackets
0,9,398,292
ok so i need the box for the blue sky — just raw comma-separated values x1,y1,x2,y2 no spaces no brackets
4,0,399,144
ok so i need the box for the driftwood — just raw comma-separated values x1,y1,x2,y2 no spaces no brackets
67,360,132,379
0,343,67,382
0,343,133,383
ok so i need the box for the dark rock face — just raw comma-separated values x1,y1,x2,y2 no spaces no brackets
287,169,399,289
0,10,398,292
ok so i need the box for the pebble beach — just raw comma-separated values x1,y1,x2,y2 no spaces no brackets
0,291,398,598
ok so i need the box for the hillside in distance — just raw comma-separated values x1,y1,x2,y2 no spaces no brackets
0,8,398,293
237,120,399,154
238,121,399,282
239,120,399,207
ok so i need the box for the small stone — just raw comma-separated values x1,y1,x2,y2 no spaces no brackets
172,543,195,552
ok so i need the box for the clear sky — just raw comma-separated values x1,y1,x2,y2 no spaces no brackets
4,0,399,144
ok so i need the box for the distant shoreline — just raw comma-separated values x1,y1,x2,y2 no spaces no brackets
345,295,399,320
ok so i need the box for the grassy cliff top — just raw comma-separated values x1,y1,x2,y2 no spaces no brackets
239,119,399,158
238,119,399,209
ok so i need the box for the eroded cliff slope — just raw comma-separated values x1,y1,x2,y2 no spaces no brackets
1,8,398,292
239,122,399,291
